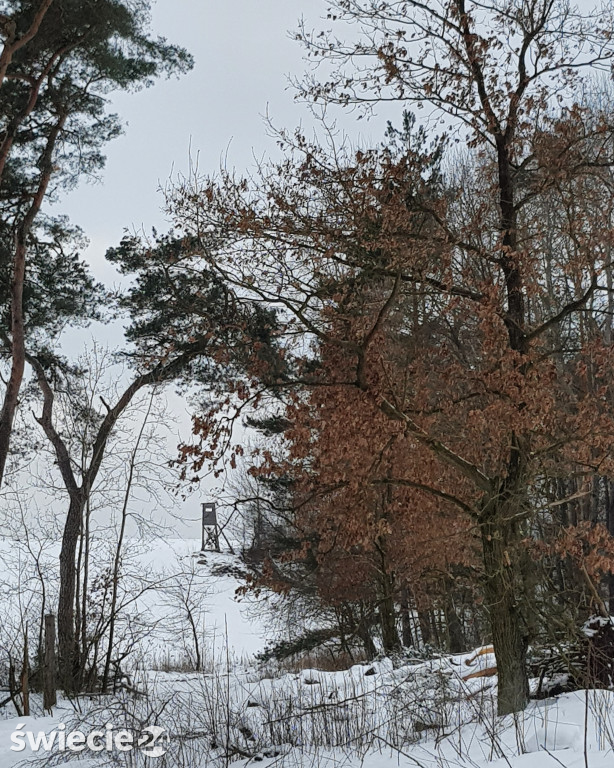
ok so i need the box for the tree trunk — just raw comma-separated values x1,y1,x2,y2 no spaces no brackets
78,497,92,690
0,112,66,486
0,233,27,484
377,542,400,654
400,587,413,648
480,482,529,715
418,609,432,648
20,630,29,717
487,131,529,715
443,580,465,654
58,494,85,691
103,398,153,690
43,614,57,713
0,0,54,88
379,587,400,654
356,606,377,661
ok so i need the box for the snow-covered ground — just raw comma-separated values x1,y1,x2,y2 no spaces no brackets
132,539,269,663
1,537,613,767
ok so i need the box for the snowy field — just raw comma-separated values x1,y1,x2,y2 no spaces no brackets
0,536,268,668
0,537,613,768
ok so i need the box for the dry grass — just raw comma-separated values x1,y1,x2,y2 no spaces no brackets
273,649,370,674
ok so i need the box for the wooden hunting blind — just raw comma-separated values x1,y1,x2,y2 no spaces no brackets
201,502,220,552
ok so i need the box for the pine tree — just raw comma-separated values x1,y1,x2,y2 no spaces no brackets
0,0,193,485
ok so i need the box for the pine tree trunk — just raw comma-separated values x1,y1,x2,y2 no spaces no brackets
58,495,84,691
0,115,65,486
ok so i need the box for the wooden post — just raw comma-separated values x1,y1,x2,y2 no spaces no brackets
20,628,29,716
201,502,206,552
43,614,57,712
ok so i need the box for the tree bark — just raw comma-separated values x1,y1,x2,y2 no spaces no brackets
0,112,66,486
57,494,85,690
43,614,57,712
443,580,465,654
418,609,433,648
0,0,54,88
400,586,413,648
355,605,377,660
379,585,400,654
20,629,29,716
480,476,529,715
605,479,614,614
375,526,401,654
378,564,400,655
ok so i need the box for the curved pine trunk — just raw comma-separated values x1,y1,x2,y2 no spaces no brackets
58,495,84,692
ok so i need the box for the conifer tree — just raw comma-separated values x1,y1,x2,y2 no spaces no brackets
0,0,193,485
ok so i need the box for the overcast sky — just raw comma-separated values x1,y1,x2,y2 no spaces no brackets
58,1,399,275
60,1,337,278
